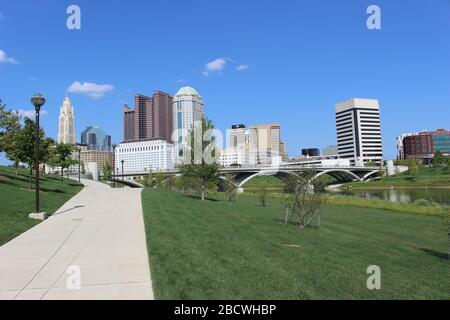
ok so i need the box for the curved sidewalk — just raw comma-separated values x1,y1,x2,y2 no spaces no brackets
0,179,153,300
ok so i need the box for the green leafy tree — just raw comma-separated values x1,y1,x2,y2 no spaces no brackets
54,143,75,182
102,160,112,180
12,118,54,188
0,100,23,174
433,151,446,168
178,117,221,200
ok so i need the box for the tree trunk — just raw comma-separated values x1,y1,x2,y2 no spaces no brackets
29,166,33,189
201,183,205,201
61,167,64,183
14,161,19,175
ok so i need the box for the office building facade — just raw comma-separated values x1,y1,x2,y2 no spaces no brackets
172,86,204,158
335,98,383,166
114,140,174,173
122,90,173,143
81,126,112,151
402,129,450,161
301,148,320,157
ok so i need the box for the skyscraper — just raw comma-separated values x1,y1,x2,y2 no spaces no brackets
122,90,173,143
81,125,112,151
123,104,135,142
250,123,282,165
58,96,76,144
335,98,383,166
172,86,204,157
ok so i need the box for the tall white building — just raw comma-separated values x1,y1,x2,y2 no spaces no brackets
335,98,383,166
114,140,174,174
58,96,76,144
172,86,204,159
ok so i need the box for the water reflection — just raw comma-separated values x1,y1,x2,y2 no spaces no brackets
342,188,450,205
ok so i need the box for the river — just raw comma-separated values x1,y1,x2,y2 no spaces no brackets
342,188,450,205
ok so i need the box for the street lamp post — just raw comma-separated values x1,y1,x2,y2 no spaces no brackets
121,160,125,181
30,93,46,220
77,147,81,182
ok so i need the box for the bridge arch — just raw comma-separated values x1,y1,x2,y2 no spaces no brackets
236,170,296,188
311,169,362,182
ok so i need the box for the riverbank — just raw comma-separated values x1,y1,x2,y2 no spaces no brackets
142,188,449,299
344,167,450,189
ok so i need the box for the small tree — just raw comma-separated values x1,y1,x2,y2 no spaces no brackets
154,172,165,188
256,188,269,207
222,175,237,202
433,151,446,168
408,160,419,176
178,117,220,201
102,160,112,180
54,143,75,182
283,173,327,229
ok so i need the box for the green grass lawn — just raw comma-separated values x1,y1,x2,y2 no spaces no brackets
347,167,450,188
0,166,83,246
142,188,450,299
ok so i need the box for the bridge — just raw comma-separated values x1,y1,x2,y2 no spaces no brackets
111,164,382,190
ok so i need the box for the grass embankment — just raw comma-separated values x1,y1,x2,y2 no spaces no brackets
244,175,337,191
347,167,450,189
0,166,83,246
327,195,447,217
142,189,450,299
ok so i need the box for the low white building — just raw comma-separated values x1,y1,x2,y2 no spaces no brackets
219,147,258,167
115,140,174,174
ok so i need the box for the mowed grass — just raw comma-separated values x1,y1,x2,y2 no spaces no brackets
0,166,83,246
142,188,450,300
348,167,450,188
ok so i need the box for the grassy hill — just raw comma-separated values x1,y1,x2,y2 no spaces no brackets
142,188,449,299
346,166,450,189
0,166,83,246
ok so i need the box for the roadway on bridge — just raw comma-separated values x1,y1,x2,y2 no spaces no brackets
0,179,153,300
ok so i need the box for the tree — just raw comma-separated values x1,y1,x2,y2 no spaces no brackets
0,100,22,174
408,160,419,176
54,143,75,182
221,174,237,202
102,160,112,180
257,187,269,207
178,117,221,201
283,173,327,229
9,118,54,188
433,151,446,168
154,172,165,188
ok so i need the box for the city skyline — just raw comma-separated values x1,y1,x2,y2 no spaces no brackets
1,0,449,165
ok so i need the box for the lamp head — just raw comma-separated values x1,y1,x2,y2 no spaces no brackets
31,93,46,112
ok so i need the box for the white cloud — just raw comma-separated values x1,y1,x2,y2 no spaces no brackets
175,79,185,83
203,58,227,76
17,109,48,119
206,58,227,71
236,64,249,71
68,81,114,98
0,49,18,64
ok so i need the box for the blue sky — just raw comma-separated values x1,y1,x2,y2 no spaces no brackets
1,0,449,164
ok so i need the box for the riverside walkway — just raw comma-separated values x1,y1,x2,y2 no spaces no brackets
0,179,153,300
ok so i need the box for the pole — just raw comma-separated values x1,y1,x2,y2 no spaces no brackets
78,149,81,182
35,109,40,213
121,160,124,181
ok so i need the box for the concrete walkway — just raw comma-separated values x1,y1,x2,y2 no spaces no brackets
0,179,153,300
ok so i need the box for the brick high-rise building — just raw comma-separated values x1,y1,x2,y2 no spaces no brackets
122,91,173,143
